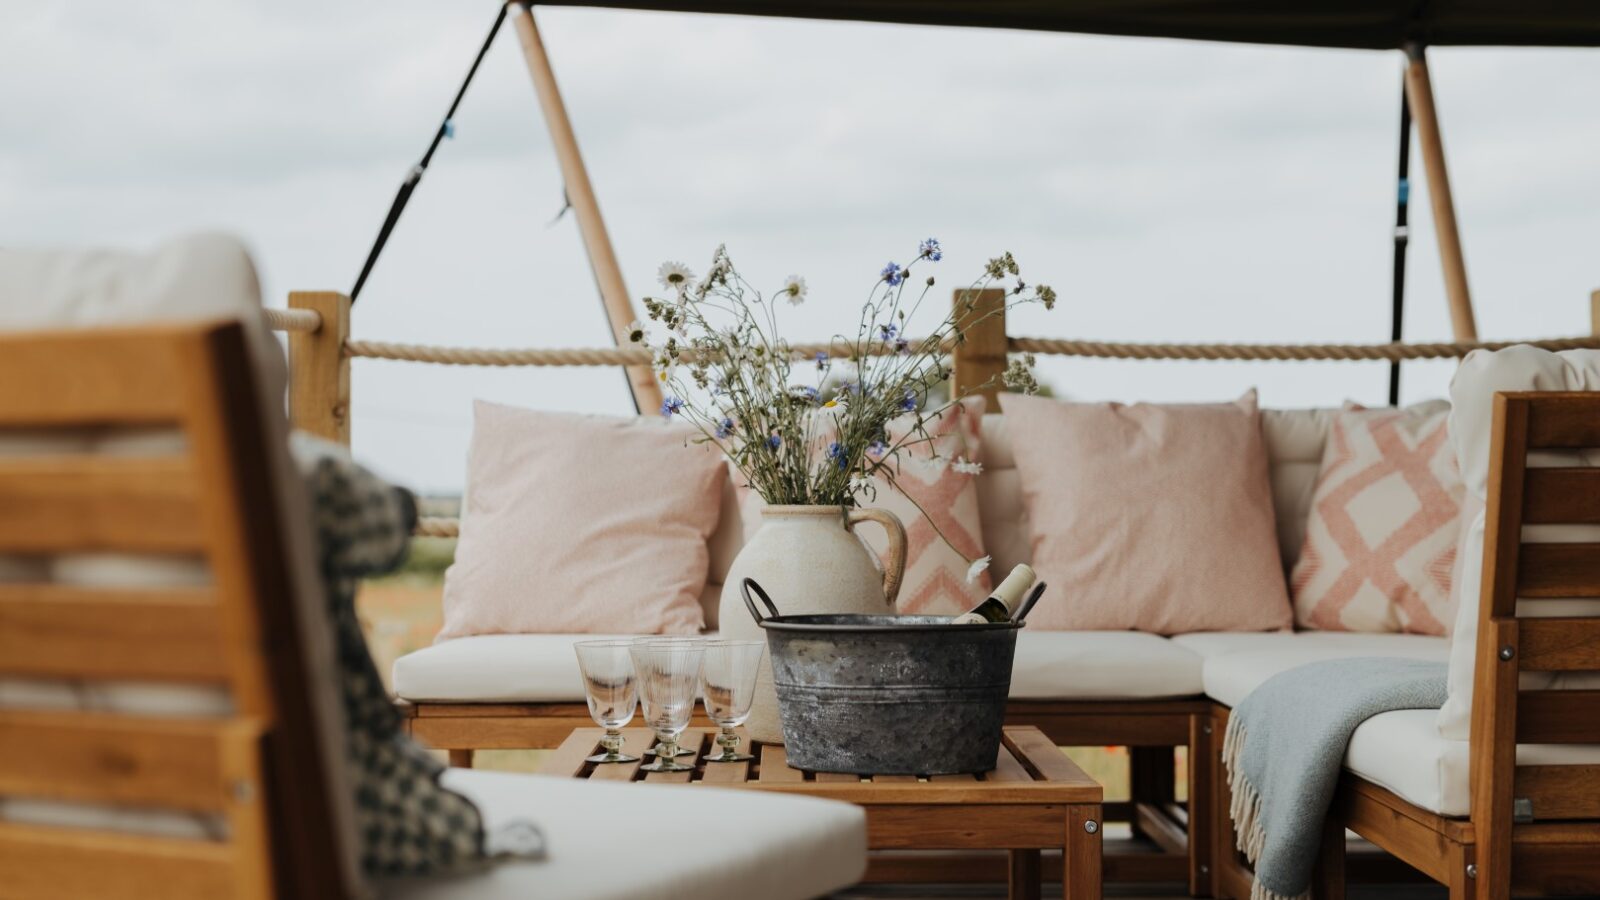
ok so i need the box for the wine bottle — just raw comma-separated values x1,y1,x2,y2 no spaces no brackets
949,564,1036,624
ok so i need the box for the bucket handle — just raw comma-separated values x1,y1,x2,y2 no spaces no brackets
741,577,781,625
1014,581,1047,623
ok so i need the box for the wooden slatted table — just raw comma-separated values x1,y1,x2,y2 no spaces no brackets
540,724,1103,899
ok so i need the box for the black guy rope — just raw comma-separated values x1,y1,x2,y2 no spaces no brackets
1388,73,1413,406
349,4,508,303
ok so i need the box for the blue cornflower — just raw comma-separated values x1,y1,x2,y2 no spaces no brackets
660,396,686,417
867,440,887,458
919,238,942,261
715,417,735,439
815,351,830,371
881,261,903,286
879,323,899,342
894,338,910,355
767,433,782,450
828,441,849,470
792,385,820,404
899,388,918,412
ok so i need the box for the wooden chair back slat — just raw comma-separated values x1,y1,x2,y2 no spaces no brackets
0,457,203,554
1522,469,1600,524
0,322,348,900
1513,766,1600,821
1471,391,1600,894
0,585,225,681
0,710,259,813
1525,393,1600,449
0,328,189,426
0,820,242,900
1515,544,1600,598
1514,691,1600,743
1517,619,1600,672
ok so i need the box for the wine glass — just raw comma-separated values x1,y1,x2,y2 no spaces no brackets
699,639,765,762
632,637,701,757
574,640,639,764
630,640,705,773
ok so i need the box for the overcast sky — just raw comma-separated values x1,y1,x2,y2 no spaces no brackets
4,2,1597,492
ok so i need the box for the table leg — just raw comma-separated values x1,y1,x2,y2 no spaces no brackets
1008,848,1042,900
1063,805,1102,899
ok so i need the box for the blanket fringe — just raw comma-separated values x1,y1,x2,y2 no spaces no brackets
1222,714,1311,900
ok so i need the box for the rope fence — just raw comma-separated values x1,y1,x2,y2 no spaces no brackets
1007,335,1600,362
263,307,321,333
416,516,461,539
262,312,1600,364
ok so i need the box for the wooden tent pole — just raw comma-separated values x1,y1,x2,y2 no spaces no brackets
1403,44,1478,341
509,2,662,413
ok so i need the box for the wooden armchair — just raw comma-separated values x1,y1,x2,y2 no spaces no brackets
1297,391,1600,900
0,321,356,899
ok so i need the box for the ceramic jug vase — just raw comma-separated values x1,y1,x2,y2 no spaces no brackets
718,505,908,744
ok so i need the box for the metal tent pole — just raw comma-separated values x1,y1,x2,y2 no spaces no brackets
510,2,661,414
1403,44,1478,342
1388,77,1413,406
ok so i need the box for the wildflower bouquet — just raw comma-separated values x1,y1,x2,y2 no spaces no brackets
638,240,1054,570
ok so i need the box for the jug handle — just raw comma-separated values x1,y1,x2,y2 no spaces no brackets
847,508,907,608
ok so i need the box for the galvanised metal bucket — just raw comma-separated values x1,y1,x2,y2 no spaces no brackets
742,578,1020,775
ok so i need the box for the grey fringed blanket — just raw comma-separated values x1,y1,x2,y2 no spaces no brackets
1222,658,1447,900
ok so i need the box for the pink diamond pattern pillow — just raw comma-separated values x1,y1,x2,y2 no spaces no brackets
736,398,991,615
1289,401,1463,635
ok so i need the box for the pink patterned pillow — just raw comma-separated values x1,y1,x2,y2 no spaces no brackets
736,398,992,615
1289,401,1464,635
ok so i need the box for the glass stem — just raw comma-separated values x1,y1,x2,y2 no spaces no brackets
719,728,739,758
602,729,623,760
659,736,678,760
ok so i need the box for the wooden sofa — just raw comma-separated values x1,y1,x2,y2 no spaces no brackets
277,286,1600,895
0,239,868,900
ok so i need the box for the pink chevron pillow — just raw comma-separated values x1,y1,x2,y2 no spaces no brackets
735,398,992,615
1289,401,1464,635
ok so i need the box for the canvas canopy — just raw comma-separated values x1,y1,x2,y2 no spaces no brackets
538,1,1600,49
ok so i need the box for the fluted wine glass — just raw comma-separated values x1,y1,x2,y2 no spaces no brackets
699,639,765,762
633,637,701,757
630,640,704,773
574,640,639,764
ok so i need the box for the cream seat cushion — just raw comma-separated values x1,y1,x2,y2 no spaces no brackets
393,630,1204,703
381,769,866,900
1344,710,1600,817
1181,631,1449,707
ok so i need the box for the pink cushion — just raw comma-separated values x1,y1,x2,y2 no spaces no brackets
1289,402,1462,635
1005,391,1292,633
437,401,724,639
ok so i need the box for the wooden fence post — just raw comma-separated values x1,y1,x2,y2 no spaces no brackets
287,291,351,446
1591,289,1599,337
952,288,1007,410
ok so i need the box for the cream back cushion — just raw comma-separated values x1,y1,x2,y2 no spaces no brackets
1436,346,1600,741
974,407,1337,578
705,405,1396,620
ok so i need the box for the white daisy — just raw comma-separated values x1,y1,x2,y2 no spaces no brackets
626,319,648,345
848,474,874,496
657,261,695,292
781,274,807,305
951,457,983,476
965,555,992,584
